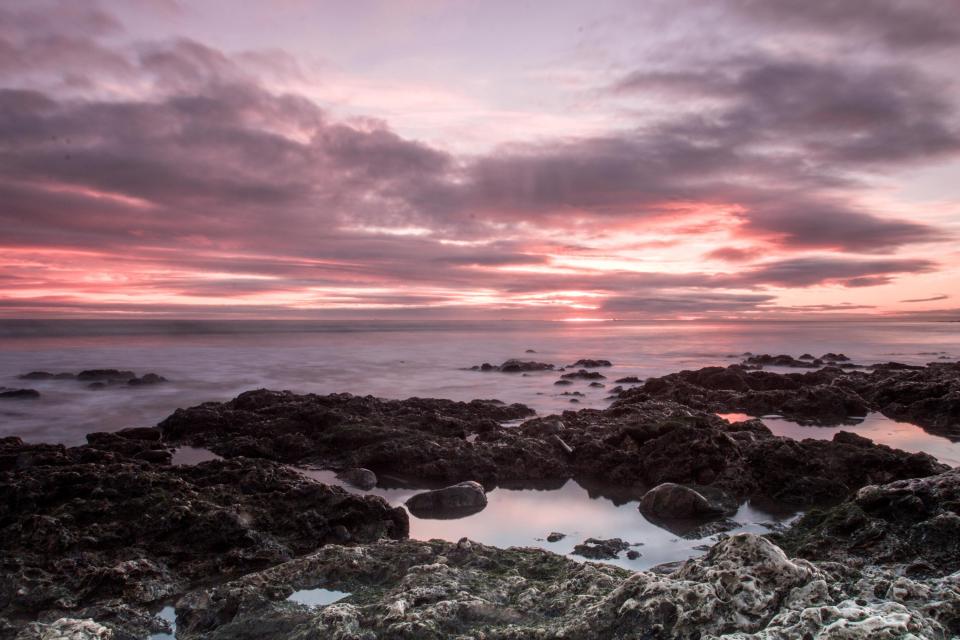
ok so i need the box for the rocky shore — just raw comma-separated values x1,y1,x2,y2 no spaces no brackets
1,358,957,639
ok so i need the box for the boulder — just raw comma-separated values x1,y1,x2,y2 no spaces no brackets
405,481,487,518
639,483,733,519
336,467,377,490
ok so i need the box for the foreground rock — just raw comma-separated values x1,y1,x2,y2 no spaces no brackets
405,481,487,518
0,436,407,638
155,533,958,639
571,537,637,560
777,467,960,575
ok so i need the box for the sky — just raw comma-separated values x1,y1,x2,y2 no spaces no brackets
1,0,959,321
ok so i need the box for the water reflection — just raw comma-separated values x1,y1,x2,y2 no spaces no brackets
287,588,350,607
148,605,176,640
298,469,798,570
718,412,960,466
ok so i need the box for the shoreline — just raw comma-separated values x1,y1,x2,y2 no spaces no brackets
2,357,959,638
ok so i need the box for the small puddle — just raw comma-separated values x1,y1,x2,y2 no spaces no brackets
718,412,960,466
148,605,176,639
287,588,350,607
170,446,222,465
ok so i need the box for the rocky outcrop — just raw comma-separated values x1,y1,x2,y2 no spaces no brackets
570,359,612,368
156,534,958,639
0,437,407,638
571,537,638,560
778,467,960,575
158,390,946,506
624,361,960,435
17,370,168,386
470,359,554,372
560,369,606,380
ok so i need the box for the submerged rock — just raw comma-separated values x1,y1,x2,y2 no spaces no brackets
0,388,39,399
546,531,566,543
405,481,487,518
560,369,606,380
471,359,554,372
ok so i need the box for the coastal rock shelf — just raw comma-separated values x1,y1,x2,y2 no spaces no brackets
1,359,958,639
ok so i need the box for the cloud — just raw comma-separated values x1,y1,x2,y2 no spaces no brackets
900,294,949,303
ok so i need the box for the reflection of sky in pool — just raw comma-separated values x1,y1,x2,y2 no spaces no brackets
718,412,960,467
148,605,176,640
288,588,351,607
298,469,798,570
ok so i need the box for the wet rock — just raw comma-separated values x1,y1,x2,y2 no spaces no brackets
471,359,554,373
170,534,957,640
615,376,642,383
525,349,537,353
0,438,408,637
553,379,573,386
405,481,487,518
560,369,606,380
18,371,75,380
570,359,612,368
15,618,114,639
626,550,641,560
639,482,735,519
0,388,40,399
571,537,635,560
76,370,137,382
778,467,960,575
546,532,566,543
127,373,167,386
336,467,377,490
823,352,851,362
744,353,823,368
588,381,604,388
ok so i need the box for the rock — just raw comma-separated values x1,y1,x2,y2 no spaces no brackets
405,481,487,518
571,537,634,559
639,482,735,519
169,534,957,640
799,353,815,360
16,617,114,639
553,379,573,386
336,467,377,490
615,376,642,383
570,359,612,368
0,388,40,399
588,381,604,388
743,353,823,368
525,349,537,353
127,373,167,385
472,359,554,373
0,438,408,635
560,369,606,380
626,549,641,560
822,352,851,361
546,532,566,543
76,369,136,382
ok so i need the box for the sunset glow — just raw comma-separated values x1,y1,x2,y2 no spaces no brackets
2,1,959,320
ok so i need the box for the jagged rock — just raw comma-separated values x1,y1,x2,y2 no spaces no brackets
572,537,635,559
15,618,113,639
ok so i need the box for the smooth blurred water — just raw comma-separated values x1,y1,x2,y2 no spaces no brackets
1,319,957,459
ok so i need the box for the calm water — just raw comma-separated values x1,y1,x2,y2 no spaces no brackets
1,319,957,459
299,468,798,571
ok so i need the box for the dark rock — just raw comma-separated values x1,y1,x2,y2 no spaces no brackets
571,359,612,368
128,373,168,385
405,481,487,518
77,369,137,381
626,550,641,560
639,483,735,519
0,438,407,635
554,379,573,386
0,388,40,399
336,467,378,490
571,537,634,559
822,353,850,362
615,376,642,383
588,382,605,388
743,354,822,368
525,349,537,353
546,532,566,543
473,359,554,373
560,369,606,380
